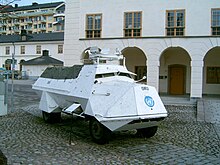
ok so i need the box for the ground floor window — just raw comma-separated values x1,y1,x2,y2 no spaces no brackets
206,67,220,84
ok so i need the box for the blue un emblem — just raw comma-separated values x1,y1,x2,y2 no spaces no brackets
144,96,155,107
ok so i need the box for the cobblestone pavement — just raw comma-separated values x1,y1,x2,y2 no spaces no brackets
0,82,220,164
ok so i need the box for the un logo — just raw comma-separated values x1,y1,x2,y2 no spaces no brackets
144,96,155,107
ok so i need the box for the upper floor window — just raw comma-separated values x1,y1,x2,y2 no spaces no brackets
42,16,46,20
34,17,38,22
48,23,52,28
48,16,53,21
36,45,41,54
5,46,10,55
58,45,63,54
41,10,48,13
211,9,220,36
20,46,25,54
85,14,102,38
166,10,185,36
124,11,142,37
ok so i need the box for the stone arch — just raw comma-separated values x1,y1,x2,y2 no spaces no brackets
121,47,147,80
203,46,220,95
159,47,191,95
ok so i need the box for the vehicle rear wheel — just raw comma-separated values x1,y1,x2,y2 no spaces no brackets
89,118,111,144
136,126,158,138
42,111,61,123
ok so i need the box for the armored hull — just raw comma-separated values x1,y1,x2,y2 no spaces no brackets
33,48,168,144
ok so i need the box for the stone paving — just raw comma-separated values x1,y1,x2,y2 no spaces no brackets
0,81,220,164
0,104,220,164
204,99,220,124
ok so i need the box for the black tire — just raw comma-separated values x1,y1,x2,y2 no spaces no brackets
136,126,158,138
42,111,61,123
89,118,111,144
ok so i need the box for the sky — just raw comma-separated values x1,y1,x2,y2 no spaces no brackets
3,0,64,6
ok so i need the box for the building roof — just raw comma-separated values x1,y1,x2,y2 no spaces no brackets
56,4,65,11
0,32,64,43
2,2,64,12
21,51,63,66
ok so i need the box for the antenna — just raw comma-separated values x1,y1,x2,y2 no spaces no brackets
115,48,121,56
87,47,124,64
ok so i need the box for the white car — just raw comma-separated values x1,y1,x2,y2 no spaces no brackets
33,47,168,144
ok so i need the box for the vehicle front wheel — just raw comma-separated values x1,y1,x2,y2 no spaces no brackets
42,111,61,123
89,118,111,144
136,126,158,138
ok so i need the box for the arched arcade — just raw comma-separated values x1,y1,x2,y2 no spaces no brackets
159,47,191,95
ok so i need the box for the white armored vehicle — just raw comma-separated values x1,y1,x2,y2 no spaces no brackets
33,47,168,144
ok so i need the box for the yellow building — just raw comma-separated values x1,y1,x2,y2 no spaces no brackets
0,1,65,35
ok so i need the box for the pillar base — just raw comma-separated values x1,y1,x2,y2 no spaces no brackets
0,96,7,116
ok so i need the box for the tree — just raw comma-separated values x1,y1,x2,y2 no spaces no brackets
0,0,20,8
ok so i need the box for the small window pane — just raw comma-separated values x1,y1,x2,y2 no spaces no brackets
125,13,132,29
124,29,132,37
87,16,93,30
212,27,220,35
167,12,174,27
94,15,101,30
176,28,184,36
86,30,93,38
133,29,141,37
94,30,101,38
167,28,175,36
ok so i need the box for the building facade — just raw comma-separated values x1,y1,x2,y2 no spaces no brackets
64,0,220,99
0,32,64,77
0,1,65,35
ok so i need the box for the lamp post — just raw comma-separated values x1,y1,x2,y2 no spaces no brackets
0,0,21,113
11,42,15,112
